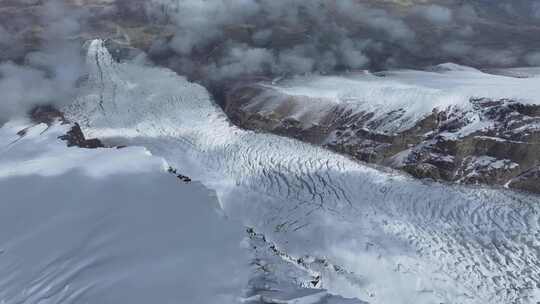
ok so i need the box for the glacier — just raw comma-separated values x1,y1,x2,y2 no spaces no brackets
57,40,540,303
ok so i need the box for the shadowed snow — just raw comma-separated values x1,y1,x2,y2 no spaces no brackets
0,120,248,304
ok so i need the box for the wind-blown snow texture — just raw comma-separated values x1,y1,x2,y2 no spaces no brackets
0,120,248,304
64,40,540,304
266,63,540,134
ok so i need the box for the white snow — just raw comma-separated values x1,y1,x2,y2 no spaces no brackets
0,121,165,179
0,120,249,304
268,63,540,132
466,156,519,170
58,40,540,304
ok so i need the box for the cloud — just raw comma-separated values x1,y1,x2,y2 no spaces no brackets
0,63,55,122
474,48,522,66
0,25,12,46
525,52,540,65
0,0,85,124
440,41,473,57
415,5,453,25
277,47,316,74
334,1,416,42
145,0,421,85
4,0,540,118
206,43,274,81
134,0,540,93
338,40,371,70
533,2,540,19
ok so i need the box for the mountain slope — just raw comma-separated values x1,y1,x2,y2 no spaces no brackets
62,40,540,304
225,65,540,192
0,119,249,304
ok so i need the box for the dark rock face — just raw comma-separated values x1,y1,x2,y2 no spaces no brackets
508,167,540,193
30,105,67,125
167,166,192,183
225,84,540,194
27,105,104,149
58,123,104,149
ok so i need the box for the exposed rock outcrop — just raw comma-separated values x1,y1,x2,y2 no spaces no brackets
508,167,540,193
225,83,540,194
28,105,104,149
30,105,67,125
167,166,192,183
58,123,104,149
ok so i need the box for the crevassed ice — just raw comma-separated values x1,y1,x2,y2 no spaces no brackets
65,40,540,304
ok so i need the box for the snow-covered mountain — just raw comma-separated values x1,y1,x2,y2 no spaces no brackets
0,119,248,303
225,64,540,193
52,40,540,303
0,116,361,304
3,1,540,303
